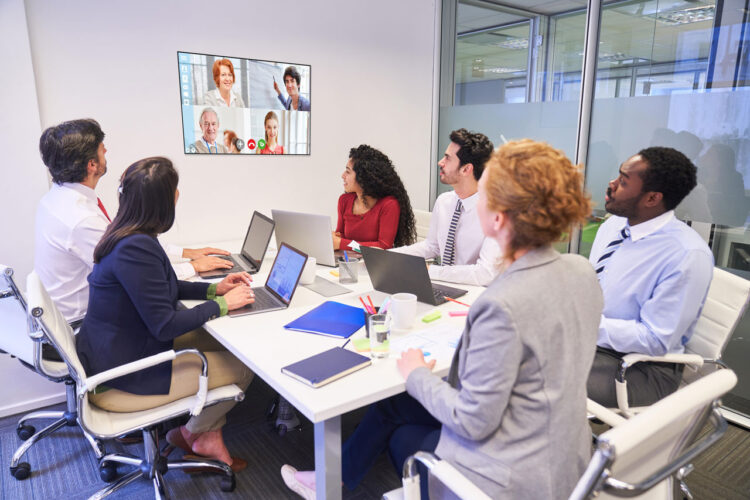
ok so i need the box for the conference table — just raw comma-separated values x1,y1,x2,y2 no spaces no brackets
182,243,485,499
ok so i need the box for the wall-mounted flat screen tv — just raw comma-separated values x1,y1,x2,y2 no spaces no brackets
177,51,310,155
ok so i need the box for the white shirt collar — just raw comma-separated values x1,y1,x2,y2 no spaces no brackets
628,210,675,241
455,190,478,212
60,182,98,203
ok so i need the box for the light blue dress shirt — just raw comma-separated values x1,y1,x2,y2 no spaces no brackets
589,211,713,355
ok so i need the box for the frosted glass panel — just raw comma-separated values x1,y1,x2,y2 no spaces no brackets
586,88,750,228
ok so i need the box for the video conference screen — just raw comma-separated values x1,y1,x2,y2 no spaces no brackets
177,51,311,155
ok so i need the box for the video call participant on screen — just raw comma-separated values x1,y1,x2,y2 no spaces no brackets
258,111,284,155
587,147,713,407
193,108,227,154
282,140,603,499
392,128,501,286
273,66,310,112
35,118,235,325
202,58,246,108
76,157,255,472
333,145,416,250
224,130,242,154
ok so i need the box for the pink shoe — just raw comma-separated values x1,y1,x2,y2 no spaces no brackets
281,464,316,500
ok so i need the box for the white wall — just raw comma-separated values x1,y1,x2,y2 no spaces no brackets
25,0,437,247
0,0,438,415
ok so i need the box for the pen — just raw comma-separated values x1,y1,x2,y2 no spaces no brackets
359,296,373,314
367,295,376,313
344,251,349,262
341,338,351,349
444,296,471,307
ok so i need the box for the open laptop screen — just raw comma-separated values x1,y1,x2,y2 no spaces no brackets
241,211,275,266
266,244,307,303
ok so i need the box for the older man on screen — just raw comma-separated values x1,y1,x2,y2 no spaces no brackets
193,107,227,154
587,146,714,407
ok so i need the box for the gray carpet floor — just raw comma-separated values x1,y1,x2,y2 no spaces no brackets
1,378,749,499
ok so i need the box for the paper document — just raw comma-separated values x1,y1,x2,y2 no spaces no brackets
390,323,463,361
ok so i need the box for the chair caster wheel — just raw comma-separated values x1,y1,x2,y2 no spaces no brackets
17,425,35,441
220,474,236,492
99,462,118,482
10,462,31,480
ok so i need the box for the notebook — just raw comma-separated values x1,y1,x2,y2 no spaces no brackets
272,209,338,267
360,246,468,305
199,211,275,278
281,347,371,388
228,243,308,317
283,301,366,338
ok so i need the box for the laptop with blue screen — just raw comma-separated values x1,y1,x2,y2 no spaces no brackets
228,243,308,317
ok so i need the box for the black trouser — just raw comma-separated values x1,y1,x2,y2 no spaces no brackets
587,346,684,407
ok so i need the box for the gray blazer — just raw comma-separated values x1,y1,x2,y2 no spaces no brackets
406,245,603,499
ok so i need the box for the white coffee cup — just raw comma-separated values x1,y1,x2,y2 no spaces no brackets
390,293,417,330
299,256,317,285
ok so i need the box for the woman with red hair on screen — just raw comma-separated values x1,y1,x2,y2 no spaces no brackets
203,58,246,108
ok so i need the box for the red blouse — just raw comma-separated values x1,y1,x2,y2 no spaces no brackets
336,192,400,250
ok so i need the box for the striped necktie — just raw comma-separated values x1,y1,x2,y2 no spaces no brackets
595,227,630,277
442,199,463,266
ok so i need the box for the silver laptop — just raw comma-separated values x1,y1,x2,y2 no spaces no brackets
200,211,275,279
272,209,338,267
228,243,308,317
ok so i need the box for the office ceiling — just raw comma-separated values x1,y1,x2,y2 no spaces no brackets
455,0,717,84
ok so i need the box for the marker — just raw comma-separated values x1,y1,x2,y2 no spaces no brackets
344,251,349,262
359,296,373,314
367,295,376,314
449,311,469,317
341,338,351,349
443,296,471,307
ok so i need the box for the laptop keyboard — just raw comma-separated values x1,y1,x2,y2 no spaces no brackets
431,288,448,305
431,283,467,305
251,288,280,309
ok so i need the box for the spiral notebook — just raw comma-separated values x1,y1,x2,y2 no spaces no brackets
281,347,371,388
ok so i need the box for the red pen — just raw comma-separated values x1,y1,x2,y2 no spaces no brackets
359,296,373,314
444,296,471,307
367,295,377,314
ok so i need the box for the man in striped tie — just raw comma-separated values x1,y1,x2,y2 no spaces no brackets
587,147,713,407
393,128,502,286
193,108,228,154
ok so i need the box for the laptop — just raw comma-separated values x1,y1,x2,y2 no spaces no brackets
360,246,468,306
272,209,338,267
228,243,308,317
199,211,275,279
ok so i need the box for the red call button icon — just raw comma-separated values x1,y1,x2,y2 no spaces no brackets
247,139,257,150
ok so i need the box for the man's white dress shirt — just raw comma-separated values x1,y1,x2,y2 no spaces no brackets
393,191,501,286
34,183,194,322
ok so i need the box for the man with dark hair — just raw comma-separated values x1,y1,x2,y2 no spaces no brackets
35,118,233,324
394,128,501,286
273,66,310,111
587,146,713,407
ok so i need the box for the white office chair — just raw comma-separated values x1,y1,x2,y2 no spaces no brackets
384,370,736,500
25,271,245,499
573,369,736,499
414,209,431,242
0,265,106,481
610,267,750,418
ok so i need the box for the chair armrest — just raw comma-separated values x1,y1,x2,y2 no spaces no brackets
82,350,177,393
81,348,211,416
620,353,704,374
587,398,627,427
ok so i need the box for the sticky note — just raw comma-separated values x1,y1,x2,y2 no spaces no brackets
329,270,339,277
421,311,442,323
353,338,371,352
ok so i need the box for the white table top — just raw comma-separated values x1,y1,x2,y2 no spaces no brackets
182,241,484,423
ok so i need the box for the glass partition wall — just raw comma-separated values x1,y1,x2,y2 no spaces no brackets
438,0,750,425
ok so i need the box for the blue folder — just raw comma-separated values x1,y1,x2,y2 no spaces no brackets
283,301,365,338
